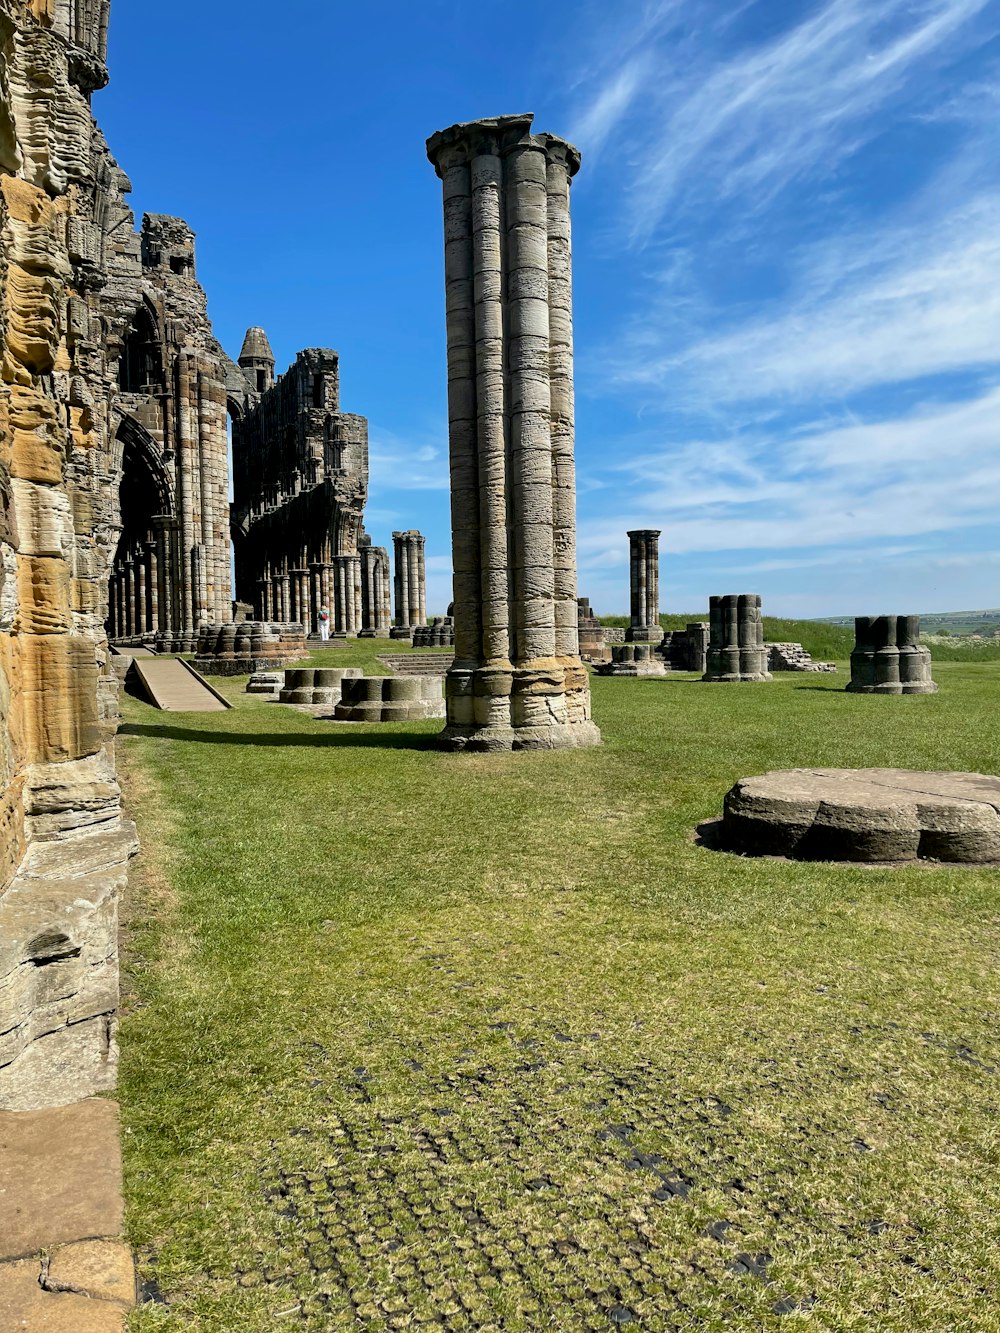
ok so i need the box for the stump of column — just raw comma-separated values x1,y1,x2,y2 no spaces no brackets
426,114,600,752
703,595,772,683
846,616,937,695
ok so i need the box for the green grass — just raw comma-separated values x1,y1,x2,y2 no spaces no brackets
596,615,854,661
118,644,1000,1331
924,639,1000,662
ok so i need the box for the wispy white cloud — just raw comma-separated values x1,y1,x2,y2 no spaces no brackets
571,0,993,240
578,383,1000,560
609,192,1000,405
368,425,449,492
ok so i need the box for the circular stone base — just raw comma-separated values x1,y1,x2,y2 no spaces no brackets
721,768,1000,864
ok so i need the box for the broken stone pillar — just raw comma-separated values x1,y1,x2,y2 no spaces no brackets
703,595,771,683
846,616,936,694
577,598,609,663
426,114,600,750
626,530,663,644
391,530,426,640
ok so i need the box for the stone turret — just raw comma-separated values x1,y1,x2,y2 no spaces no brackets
239,326,276,394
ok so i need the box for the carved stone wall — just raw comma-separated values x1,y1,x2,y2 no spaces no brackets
0,0,138,1110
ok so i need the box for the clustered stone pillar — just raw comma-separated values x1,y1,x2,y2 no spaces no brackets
703,595,772,683
846,616,937,694
360,544,391,637
426,113,600,751
332,554,363,637
391,530,426,640
626,530,663,643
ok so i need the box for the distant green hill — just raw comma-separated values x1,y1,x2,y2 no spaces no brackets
596,613,854,660
817,608,1000,642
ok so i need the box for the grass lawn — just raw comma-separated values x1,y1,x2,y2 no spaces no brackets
117,640,1000,1331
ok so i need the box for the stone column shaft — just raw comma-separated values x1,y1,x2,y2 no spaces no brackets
427,114,600,751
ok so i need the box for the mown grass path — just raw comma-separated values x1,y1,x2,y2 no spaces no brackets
119,648,1000,1331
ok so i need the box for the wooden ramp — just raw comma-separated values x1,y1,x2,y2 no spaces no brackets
130,657,231,712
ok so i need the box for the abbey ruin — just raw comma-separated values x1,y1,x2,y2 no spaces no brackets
0,0,415,1111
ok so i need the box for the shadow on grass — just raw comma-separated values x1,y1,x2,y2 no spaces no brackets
118,722,438,751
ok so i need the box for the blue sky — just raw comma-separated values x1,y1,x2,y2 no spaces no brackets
101,0,1000,617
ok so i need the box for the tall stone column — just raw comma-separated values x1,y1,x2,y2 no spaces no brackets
153,516,171,637
391,530,414,639
145,540,157,634
427,114,600,750
415,533,427,627
626,530,663,643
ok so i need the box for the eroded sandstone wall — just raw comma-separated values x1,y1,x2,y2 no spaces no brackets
0,0,136,1111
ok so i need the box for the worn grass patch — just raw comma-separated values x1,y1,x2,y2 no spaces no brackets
119,646,1000,1331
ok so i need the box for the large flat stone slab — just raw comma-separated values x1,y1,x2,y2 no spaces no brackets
0,1258,126,1331
0,1100,123,1260
722,768,1000,863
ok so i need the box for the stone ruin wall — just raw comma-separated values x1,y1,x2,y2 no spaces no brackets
0,0,143,1109
0,0,248,1109
231,347,382,636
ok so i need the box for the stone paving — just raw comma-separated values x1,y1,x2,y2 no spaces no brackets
0,1099,134,1330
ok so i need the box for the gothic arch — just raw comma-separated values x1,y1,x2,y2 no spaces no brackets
106,417,173,643
117,300,164,394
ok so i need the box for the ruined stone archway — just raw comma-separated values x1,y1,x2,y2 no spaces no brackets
106,417,173,644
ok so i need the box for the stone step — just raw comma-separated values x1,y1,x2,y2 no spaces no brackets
378,653,454,677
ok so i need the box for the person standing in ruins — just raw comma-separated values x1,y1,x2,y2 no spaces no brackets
318,606,330,642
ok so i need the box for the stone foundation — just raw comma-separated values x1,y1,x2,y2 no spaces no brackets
413,616,454,648
596,644,666,677
846,616,936,694
333,676,446,722
192,621,308,675
278,667,362,707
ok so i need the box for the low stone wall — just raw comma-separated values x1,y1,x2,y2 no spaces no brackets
413,617,455,648
192,622,308,675
767,643,837,673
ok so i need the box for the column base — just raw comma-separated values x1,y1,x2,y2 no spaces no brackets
390,626,414,640
437,719,602,753
845,681,938,694
625,627,664,644
702,671,773,683
596,644,666,676
357,629,376,638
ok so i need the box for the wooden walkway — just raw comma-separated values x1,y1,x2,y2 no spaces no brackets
131,657,231,712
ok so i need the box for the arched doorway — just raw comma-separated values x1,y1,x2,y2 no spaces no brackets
107,418,173,644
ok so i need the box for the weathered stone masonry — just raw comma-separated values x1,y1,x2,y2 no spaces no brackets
391,528,426,640
426,114,600,751
0,0,139,1110
104,216,245,652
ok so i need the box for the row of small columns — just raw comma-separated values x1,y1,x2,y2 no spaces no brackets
108,515,172,641
254,554,391,637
